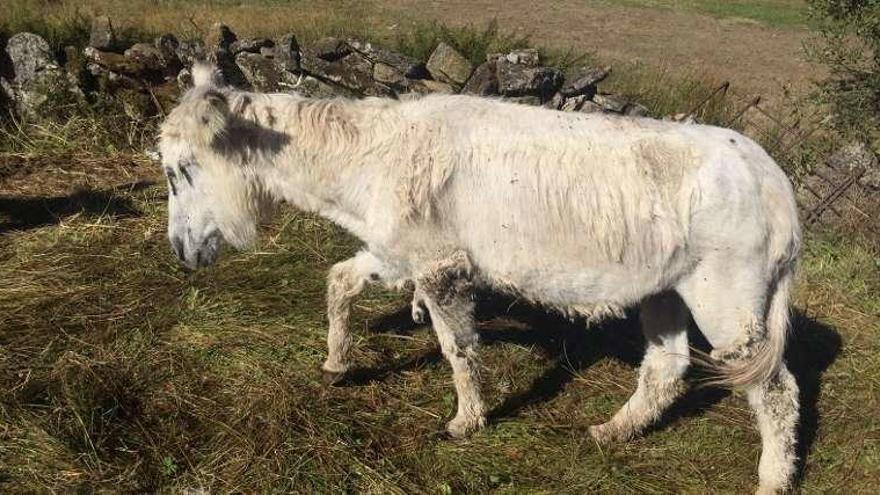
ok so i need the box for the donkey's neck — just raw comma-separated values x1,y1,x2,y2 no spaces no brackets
252,95,395,243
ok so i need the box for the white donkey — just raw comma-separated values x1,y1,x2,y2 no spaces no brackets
159,64,801,494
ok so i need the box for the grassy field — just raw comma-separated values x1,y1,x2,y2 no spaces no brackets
1,1,878,493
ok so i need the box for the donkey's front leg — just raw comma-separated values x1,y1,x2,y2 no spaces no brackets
418,251,486,438
323,250,391,385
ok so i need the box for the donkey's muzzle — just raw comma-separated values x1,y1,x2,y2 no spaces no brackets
170,232,221,270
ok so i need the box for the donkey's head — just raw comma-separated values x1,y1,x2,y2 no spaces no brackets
158,64,269,269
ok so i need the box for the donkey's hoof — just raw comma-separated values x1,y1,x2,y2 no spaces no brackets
446,415,486,439
321,368,347,386
589,422,621,445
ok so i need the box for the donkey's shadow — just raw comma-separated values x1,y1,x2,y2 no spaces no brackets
361,290,840,478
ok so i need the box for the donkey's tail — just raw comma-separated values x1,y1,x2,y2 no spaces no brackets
708,262,795,388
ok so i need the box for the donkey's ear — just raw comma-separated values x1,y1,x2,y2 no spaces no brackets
192,62,223,88
176,88,230,147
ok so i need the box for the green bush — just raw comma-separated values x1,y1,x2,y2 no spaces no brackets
807,0,880,149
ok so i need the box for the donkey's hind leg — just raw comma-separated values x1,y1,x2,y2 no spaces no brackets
677,257,799,494
590,292,690,444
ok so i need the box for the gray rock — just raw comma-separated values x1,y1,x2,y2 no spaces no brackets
85,46,148,77
175,40,206,65
426,42,473,86
260,46,275,58
828,141,880,189
295,74,353,98
125,43,164,71
155,34,179,57
544,91,564,110
560,66,610,98
347,38,427,85
578,100,604,114
489,48,539,66
6,33,56,83
5,33,83,115
275,33,300,72
496,59,563,100
89,15,119,51
505,95,542,106
154,34,183,77
301,49,392,96
593,93,629,113
560,95,588,112
624,102,650,117
63,45,91,90
461,60,497,96
235,52,284,91
311,37,351,61
230,37,274,55
404,78,456,95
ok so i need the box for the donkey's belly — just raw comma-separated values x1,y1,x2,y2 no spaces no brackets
471,248,676,313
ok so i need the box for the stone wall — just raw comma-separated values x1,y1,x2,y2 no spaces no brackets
0,16,649,121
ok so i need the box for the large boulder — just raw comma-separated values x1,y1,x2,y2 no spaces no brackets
4,33,83,116
426,42,473,86
495,59,563,101
7,32,56,83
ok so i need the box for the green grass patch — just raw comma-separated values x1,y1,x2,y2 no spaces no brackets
602,0,808,28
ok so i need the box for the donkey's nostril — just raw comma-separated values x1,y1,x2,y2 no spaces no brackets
171,236,185,261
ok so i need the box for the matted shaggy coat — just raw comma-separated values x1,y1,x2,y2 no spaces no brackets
158,64,802,494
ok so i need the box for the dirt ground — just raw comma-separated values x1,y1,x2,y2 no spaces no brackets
376,0,816,101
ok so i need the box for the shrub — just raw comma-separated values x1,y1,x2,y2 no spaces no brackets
806,0,880,149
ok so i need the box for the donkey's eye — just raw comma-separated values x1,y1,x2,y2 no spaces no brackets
165,168,178,196
179,166,193,186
